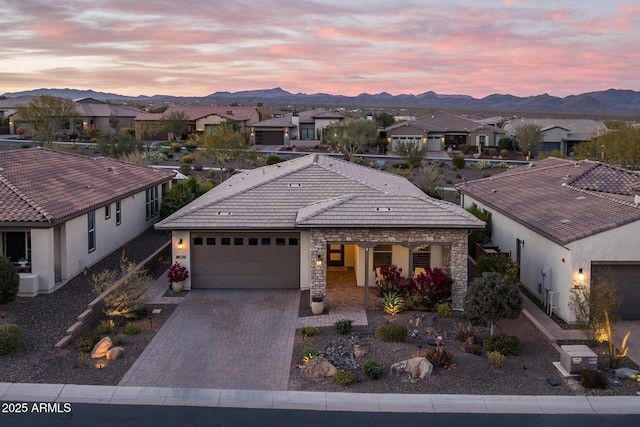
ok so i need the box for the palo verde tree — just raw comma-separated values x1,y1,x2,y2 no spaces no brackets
333,119,378,161
15,95,80,147
569,277,622,344
576,121,640,170
395,140,427,169
161,110,188,141
199,123,248,183
514,122,544,156
464,272,523,335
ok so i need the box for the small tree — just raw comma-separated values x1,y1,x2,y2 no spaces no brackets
161,110,188,141
569,278,622,344
334,119,378,161
0,256,20,304
374,111,395,128
15,95,80,147
200,123,248,183
464,272,523,335
395,140,426,169
514,122,544,156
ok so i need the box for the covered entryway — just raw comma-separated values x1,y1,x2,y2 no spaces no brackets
592,262,640,320
191,232,300,289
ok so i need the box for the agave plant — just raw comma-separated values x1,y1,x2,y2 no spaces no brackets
381,291,405,316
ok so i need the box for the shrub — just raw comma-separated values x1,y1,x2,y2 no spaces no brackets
392,163,409,169
0,256,20,304
455,328,475,342
171,142,182,153
498,138,513,151
483,333,521,356
97,319,115,335
142,150,167,164
124,304,148,319
437,303,451,318
300,326,319,337
21,143,32,149
488,351,506,368
179,164,192,176
0,324,24,355
363,360,384,380
76,330,101,353
426,347,453,368
126,322,141,335
302,346,319,362
114,333,126,346
452,156,466,169
500,149,510,158
376,324,408,342
266,154,281,165
475,254,518,283
334,319,353,335
487,148,498,157
381,291,405,316
475,160,492,170
193,163,203,172
413,267,452,309
457,144,474,155
181,154,194,164
185,140,198,152
333,369,355,386
578,368,607,389
77,352,89,368
465,343,484,355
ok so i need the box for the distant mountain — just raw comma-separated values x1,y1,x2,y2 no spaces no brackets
4,87,640,117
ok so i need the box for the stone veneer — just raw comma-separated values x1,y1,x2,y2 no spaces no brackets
309,228,469,310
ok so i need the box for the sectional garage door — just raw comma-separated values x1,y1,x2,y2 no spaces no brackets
191,233,300,289
255,130,284,145
591,263,640,320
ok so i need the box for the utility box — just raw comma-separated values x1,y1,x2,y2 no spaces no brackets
560,345,598,374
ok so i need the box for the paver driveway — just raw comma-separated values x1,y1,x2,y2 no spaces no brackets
119,289,300,390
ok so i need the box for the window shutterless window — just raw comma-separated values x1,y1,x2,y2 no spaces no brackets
105,204,111,220
115,201,121,225
88,211,96,253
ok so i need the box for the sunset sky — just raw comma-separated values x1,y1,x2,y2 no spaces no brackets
2,0,639,98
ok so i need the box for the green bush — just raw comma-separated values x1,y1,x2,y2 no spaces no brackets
97,319,115,335
376,324,407,342
179,164,192,176
455,328,476,343
114,333,126,346
299,326,319,337
124,304,148,319
452,156,466,169
488,351,506,368
426,347,453,367
0,324,24,355
76,330,101,353
0,256,20,304
363,359,384,380
333,319,353,335
578,368,607,389
126,322,141,335
185,140,198,152
458,144,474,155
465,343,484,355
333,369,355,386
181,154,194,164
437,303,451,318
302,347,319,362
498,138,513,151
266,154,281,165
171,142,182,153
392,163,409,169
483,333,521,356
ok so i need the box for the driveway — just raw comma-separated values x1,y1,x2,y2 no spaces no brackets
119,289,300,390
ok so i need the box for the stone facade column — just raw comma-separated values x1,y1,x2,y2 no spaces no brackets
448,230,469,311
309,230,327,302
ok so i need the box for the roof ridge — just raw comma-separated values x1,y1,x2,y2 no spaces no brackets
0,175,53,222
566,183,640,208
296,194,357,224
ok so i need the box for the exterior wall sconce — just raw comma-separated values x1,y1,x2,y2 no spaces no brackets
177,239,183,250
578,268,584,281
316,254,323,266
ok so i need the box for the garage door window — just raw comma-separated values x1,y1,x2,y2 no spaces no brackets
276,238,286,246
194,237,203,245
206,237,216,245
248,238,258,246
234,237,244,245
262,238,271,245
221,238,231,245
289,237,299,246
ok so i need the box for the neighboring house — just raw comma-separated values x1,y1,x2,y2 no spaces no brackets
250,109,345,146
385,111,505,152
155,154,484,309
0,96,31,134
0,148,175,296
74,98,144,137
134,105,262,141
458,157,640,322
502,118,608,155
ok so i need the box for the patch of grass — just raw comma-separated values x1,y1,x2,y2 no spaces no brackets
299,326,319,337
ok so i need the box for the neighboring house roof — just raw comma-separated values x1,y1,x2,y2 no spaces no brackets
251,110,345,128
386,111,504,134
458,157,640,245
504,118,607,138
0,148,175,225
76,102,142,119
159,105,257,122
157,154,484,230
251,117,294,128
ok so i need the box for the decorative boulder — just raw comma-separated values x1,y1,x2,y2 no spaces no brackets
106,346,125,360
91,337,113,359
390,357,433,382
300,356,337,378
353,344,369,359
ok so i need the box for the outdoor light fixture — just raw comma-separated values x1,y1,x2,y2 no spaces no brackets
177,239,183,250
316,254,323,266
578,268,584,281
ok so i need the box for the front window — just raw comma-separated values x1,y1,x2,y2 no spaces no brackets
115,200,122,225
2,231,31,272
412,245,431,269
146,187,159,219
373,244,393,268
88,211,96,253
301,128,315,140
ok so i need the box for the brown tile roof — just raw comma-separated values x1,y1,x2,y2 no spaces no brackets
0,148,174,225
161,105,257,121
459,157,640,245
568,161,640,196
387,111,505,134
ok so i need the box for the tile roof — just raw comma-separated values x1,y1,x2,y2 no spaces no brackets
0,148,175,225
458,157,640,245
567,161,640,196
157,154,484,230
160,105,257,121
386,111,505,134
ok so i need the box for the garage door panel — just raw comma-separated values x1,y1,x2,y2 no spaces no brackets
592,263,640,320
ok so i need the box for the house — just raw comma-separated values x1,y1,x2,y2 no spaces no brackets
250,109,345,146
502,118,608,155
385,111,506,152
458,157,640,322
134,105,262,141
155,154,484,309
74,97,144,137
0,148,175,296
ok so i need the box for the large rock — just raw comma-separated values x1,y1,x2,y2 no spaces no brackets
390,357,433,382
300,356,337,378
106,346,125,360
91,337,113,359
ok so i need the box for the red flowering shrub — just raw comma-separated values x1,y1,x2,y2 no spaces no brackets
167,262,189,282
376,264,452,309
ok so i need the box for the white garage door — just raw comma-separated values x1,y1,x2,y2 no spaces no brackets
191,233,300,289
591,262,640,320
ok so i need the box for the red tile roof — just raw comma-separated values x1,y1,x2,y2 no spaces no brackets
459,157,640,245
0,148,174,225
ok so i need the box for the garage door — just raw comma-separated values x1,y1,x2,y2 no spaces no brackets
255,130,284,145
191,233,300,289
591,263,640,320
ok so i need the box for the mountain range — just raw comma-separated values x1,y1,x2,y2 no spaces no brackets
4,87,640,117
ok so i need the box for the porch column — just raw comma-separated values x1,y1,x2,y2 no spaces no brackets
360,243,376,310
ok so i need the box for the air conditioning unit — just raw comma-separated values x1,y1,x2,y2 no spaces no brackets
560,345,598,374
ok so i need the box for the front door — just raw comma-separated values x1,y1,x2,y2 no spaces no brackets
327,244,344,267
